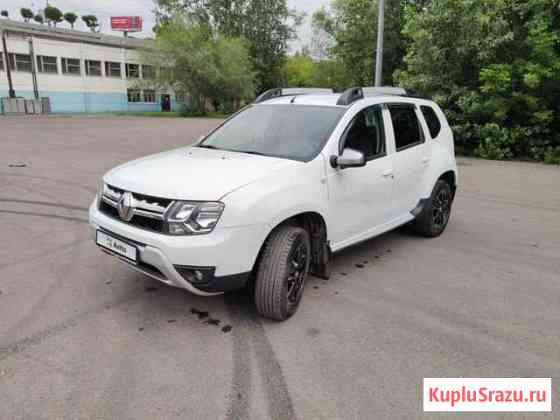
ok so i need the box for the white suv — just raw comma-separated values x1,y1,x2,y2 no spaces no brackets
90,87,457,321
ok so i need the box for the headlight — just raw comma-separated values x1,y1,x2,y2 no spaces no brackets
97,180,105,206
165,201,224,235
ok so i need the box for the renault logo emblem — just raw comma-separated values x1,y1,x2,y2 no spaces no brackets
117,192,135,221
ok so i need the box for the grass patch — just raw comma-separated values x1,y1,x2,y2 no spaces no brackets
112,111,184,118
181,111,231,119
110,111,230,119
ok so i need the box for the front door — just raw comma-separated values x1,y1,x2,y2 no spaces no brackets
327,105,395,248
161,94,171,112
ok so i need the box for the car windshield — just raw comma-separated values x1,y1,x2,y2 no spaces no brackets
198,105,346,162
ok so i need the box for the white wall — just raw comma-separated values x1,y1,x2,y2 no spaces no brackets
0,33,146,94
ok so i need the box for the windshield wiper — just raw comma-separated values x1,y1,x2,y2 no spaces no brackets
197,144,222,150
197,145,271,158
234,150,271,157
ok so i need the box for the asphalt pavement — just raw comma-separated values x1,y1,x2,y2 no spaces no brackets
1,116,559,419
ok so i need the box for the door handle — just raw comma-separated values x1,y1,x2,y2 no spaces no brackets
382,170,394,179
422,157,431,164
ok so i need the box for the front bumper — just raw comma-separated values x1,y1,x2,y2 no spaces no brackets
89,200,265,296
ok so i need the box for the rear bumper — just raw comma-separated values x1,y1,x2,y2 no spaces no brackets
89,200,264,295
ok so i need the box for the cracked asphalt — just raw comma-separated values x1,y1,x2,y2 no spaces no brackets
1,116,559,420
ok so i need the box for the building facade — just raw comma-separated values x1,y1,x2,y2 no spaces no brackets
0,20,185,113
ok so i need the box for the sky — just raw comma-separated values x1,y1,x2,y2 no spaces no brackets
2,0,329,50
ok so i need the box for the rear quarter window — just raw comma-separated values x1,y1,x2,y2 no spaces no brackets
420,105,442,139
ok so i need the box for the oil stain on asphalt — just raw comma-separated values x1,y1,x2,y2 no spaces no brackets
190,308,232,333
190,308,209,319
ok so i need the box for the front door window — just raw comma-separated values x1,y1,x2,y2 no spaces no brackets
341,105,386,160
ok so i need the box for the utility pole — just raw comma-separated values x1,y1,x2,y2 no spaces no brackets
1,31,16,98
29,37,39,99
374,0,385,87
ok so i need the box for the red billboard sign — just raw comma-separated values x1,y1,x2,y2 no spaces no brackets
111,16,143,32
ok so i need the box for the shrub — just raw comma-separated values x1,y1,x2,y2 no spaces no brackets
543,147,560,165
473,124,515,160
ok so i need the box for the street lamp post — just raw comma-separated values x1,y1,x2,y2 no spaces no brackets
374,0,385,87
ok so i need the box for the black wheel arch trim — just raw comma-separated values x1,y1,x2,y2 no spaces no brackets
410,198,430,217
411,172,458,218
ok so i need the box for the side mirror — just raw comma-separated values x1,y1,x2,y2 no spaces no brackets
330,148,366,169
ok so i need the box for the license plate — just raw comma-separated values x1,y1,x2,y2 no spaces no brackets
96,230,137,262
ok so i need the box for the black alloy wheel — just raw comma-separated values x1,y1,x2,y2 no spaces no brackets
411,179,453,237
254,226,311,321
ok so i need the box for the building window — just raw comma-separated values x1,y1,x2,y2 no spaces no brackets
61,58,81,75
143,89,156,103
9,53,32,72
37,55,58,74
127,89,141,103
85,60,102,76
142,65,155,79
126,63,140,78
105,61,122,78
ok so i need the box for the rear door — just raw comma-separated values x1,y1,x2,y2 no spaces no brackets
387,103,432,216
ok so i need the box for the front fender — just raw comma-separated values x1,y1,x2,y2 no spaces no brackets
219,155,329,230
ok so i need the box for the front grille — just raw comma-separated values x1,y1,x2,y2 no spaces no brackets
131,214,164,232
99,185,171,233
100,200,119,219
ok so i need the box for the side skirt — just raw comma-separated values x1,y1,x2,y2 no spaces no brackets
330,214,415,254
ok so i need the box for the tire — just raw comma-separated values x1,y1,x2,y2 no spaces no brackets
411,179,453,237
254,226,311,321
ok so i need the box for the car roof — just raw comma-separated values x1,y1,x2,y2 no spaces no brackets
257,94,436,108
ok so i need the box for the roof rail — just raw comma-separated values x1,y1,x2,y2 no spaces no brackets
337,87,364,106
255,88,334,104
337,86,409,106
363,86,407,96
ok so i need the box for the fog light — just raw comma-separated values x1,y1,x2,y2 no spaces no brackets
174,266,215,285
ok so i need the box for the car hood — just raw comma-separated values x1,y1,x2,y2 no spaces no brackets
104,146,300,201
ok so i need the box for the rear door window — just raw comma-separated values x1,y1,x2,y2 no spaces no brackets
388,104,424,151
420,105,442,139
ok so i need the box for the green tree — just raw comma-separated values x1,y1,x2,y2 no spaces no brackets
310,7,335,60
155,0,301,93
140,16,255,114
44,5,63,27
311,0,408,86
20,8,34,22
282,52,316,87
81,15,99,32
34,14,44,24
397,0,560,161
64,12,78,29
310,59,349,90
243,0,301,92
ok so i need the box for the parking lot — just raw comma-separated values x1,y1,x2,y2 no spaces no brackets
1,116,559,419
